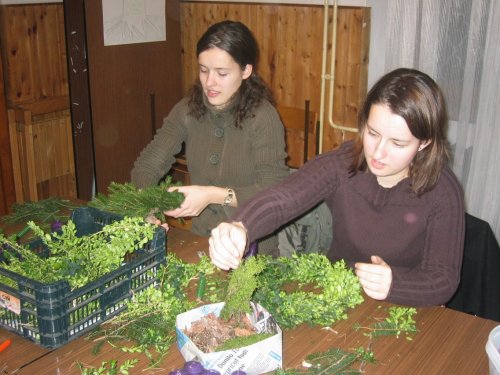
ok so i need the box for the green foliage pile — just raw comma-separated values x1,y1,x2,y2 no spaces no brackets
0,217,155,289
88,177,185,222
77,254,417,373
87,254,216,368
254,254,364,328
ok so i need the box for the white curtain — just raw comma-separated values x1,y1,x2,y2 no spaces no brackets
383,0,500,241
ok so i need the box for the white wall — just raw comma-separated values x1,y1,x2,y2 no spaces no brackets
367,0,386,89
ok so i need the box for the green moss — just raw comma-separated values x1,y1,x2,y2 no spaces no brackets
215,333,273,351
220,256,266,321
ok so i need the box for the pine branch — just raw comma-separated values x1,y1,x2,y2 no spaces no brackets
88,177,185,221
273,347,375,374
1,197,79,225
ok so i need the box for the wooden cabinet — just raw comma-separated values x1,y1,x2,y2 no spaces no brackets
64,0,183,199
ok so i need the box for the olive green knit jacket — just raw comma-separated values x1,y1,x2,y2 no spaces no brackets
131,96,289,254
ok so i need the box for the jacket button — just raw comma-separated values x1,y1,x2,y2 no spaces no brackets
214,127,224,138
209,154,219,164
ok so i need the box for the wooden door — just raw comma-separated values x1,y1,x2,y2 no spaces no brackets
65,0,182,198
0,52,15,215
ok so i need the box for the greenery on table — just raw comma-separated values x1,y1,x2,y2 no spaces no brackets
274,347,376,374
275,306,418,374
77,359,138,375
0,217,155,289
85,254,216,368
354,306,418,339
68,253,416,375
88,177,185,222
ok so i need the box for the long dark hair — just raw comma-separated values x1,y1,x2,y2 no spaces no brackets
188,20,274,128
349,68,449,195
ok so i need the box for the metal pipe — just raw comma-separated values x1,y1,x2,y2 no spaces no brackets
319,0,358,153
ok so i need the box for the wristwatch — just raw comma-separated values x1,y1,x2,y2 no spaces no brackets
223,188,234,206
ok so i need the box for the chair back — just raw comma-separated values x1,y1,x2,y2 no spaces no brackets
277,100,319,169
446,213,500,321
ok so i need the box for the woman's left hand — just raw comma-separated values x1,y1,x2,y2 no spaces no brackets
354,255,392,300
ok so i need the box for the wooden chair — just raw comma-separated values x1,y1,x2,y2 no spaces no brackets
277,100,319,169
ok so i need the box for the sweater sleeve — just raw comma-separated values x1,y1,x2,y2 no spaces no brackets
386,167,465,306
228,102,289,206
232,142,350,245
130,99,188,188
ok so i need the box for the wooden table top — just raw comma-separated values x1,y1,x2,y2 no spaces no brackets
1,228,498,374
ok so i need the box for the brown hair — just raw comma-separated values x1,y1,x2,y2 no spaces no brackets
349,68,449,195
188,20,274,127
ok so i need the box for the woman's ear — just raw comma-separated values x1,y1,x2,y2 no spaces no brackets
418,139,432,151
242,64,253,79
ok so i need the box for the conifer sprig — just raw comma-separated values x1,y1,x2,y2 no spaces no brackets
89,177,185,221
1,197,79,226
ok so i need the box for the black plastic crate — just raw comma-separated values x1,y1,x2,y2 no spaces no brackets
0,207,166,348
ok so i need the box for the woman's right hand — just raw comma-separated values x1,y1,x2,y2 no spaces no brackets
209,222,248,270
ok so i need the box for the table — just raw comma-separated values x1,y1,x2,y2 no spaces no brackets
1,228,498,374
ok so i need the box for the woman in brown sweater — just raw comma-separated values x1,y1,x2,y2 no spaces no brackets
209,68,465,306
131,21,289,254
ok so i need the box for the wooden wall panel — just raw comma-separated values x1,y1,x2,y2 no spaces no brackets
179,2,370,152
0,4,68,105
0,2,369,205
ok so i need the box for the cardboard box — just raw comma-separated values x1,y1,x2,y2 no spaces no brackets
176,302,282,375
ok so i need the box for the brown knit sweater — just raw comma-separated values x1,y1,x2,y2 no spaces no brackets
131,96,289,252
233,141,466,306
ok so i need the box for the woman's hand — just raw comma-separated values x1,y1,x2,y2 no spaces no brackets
209,222,248,270
354,255,393,300
164,185,218,218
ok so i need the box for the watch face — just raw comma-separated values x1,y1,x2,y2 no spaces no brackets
224,189,234,206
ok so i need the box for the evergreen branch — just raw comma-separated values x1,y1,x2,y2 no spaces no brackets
88,177,184,221
273,347,375,374
1,198,80,234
